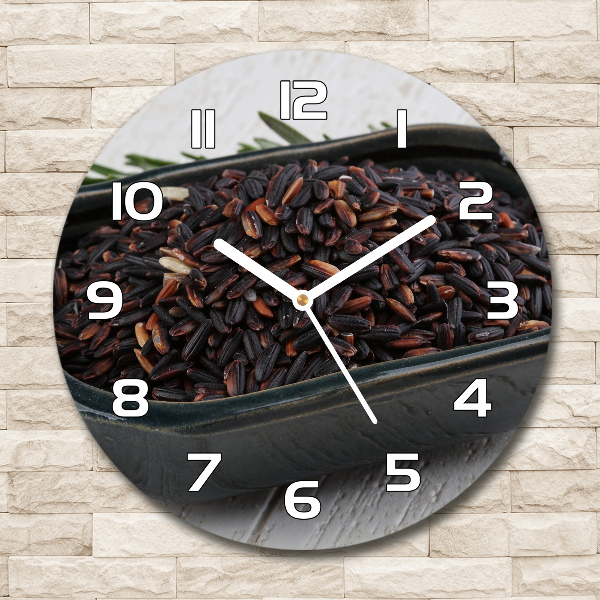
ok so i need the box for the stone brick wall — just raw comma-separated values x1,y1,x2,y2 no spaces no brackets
1,0,599,596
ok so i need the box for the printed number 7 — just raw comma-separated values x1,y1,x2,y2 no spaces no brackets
187,453,222,492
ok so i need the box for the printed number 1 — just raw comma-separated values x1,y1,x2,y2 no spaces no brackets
397,109,407,149
188,453,222,492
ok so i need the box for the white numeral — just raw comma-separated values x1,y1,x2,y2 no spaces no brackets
191,109,216,150
284,481,321,520
87,281,122,319
112,181,163,221
487,281,519,319
386,454,420,492
280,81,291,120
187,453,222,492
454,379,490,417
113,379,149,417
397,109,407,149
458,182,493,220
280,80,327,121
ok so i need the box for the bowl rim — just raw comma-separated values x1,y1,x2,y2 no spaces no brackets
78,124,505,193
62,124,549,428
67,327,550,430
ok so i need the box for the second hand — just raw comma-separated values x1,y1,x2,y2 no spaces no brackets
305,307,377,425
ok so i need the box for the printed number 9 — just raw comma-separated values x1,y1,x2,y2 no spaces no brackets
87,282,122,320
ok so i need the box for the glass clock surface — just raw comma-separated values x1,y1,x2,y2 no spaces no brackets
53,51,551,549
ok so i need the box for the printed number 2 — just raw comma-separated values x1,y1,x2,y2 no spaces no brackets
280,80,327,120
454,379,490,417
188,453,222,492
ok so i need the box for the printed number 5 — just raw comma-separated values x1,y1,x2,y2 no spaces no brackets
187,453,222,492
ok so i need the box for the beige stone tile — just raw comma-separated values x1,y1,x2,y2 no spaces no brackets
0,173,82,215
434,83,597,126
516,41,600,83
522,385,600,427
430,0,596,41
7,389,83,429
6,303,55,346
0,430,93,471
520,168,598,211
93,471,169,512
91,2,258,44
552,298,600,341
0,88,91,129
346,41,513,83
539,342,595,385
0,4,88,45
512,469,600,512
0,259,54,302
490,427,596,470
336,520,429,557
8,45,175,87
513,555,600,595
9,557,176,597
540,212,600,253
0,131,4,171
7,0,171,4
0,473,7,511
175,41,345,82
93,439,119,471
7,217,64,258
178,557,343,597
514,127,600,168
259,1,429,42
0,48,6,88
0,217,6,258
0,303,6,346
9,471,93,513
430,512,595,557
0,346,66,388
0,558,6,596
0,390,5,429
6,129,115,173
344,556,510,597
0,513,91,555
549,254,596,297
93,513,259,557
484,126,513,161
262,520,429,558
437,470,510,514
92,86,167,128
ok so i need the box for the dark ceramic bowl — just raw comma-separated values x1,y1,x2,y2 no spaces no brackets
59,125,550,504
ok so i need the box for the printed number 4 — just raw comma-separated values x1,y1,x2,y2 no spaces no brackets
188,453,222,492
454,379,490,417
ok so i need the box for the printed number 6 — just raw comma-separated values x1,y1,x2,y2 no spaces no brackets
285,481,321,520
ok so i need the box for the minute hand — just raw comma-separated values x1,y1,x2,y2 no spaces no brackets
307,215,436,300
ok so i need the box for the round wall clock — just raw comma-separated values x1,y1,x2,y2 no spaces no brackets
53,51,551,549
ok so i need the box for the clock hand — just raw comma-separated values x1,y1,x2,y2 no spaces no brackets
214,238,299,302
305,307,377,424
307,215,436,300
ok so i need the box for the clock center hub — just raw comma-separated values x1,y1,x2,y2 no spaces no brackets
294,292,312,311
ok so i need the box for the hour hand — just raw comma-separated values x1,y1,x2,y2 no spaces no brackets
213,238,299,301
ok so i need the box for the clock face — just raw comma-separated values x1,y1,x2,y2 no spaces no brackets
53,51,551,550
